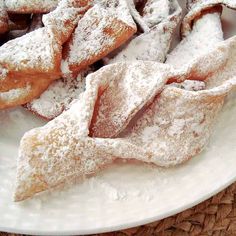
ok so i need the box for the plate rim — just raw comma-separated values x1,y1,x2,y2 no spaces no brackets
0,175,236,236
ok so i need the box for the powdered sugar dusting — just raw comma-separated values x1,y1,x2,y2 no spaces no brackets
93,0,136,27
26,69,91,120
0,85,31,105
42,0,91,45
166,12,223,67
62,3,136,78
0,28,59,72
90,62,172,138
107,0,181,63
5,0,58,13
170,80,206,91
142,0,170,28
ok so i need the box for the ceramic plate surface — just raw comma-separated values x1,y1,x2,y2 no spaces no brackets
1,1,236,235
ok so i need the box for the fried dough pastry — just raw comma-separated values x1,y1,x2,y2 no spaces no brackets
107,0,181,63
26,68,92,120
0,0,94,110
0,0,8,34
5,0,58,14
166,0,236,67
61,0,137,78
14,36,236,201
0,28,61,91
0,28,62,109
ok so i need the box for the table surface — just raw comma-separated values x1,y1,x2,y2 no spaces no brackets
1,182,236,236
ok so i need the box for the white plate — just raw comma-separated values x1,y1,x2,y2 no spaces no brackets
1,1,236,235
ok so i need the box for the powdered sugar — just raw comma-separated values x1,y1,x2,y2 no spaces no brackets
0,28,59,72
62,3,136,78
90,62,172,138
26,69,91,120
0,85,30,102
107,0,181,63
5,0,58,13
170,80,206,91
42,0,91,45
166,12,223,67
93,0,136,27
142,0,170,28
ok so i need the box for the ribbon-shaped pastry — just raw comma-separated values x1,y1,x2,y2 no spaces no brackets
14,36,236,201
106,0,182,63
61,0,137,79
0,0,92,109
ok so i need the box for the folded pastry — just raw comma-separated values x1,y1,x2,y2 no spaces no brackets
0,0,94,109
25,68,92,120
61,0,137,79
5,0,58,14
14,36,236,201
0,27,61,109
0,0,8,34
107,0,182,63
166,0,236,67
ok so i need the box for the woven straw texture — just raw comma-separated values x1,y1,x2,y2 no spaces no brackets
1,182,236,236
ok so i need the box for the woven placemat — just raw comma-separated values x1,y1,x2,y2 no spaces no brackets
1,182,236,236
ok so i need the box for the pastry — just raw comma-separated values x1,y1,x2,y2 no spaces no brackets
89,62,172,138
0,27,61,109
0,0,93,109
107,0,182,63
42,0,92,45
166,0,236,67
61,0,137,79
25,68,92,120
14,36,236,201
182,0,236,37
